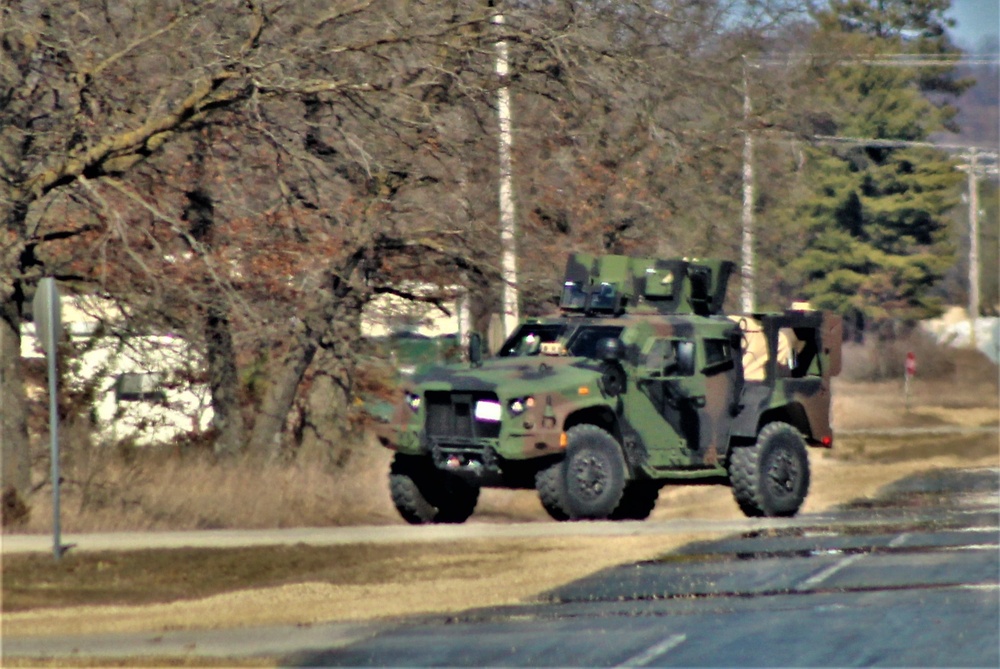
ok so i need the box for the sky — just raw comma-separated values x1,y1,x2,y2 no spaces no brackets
946,0,1000,53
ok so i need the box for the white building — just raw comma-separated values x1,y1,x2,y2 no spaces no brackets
360,283,470,341
20,284,470,446
22,295,213,445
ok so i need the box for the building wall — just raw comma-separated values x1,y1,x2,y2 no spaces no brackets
22,296,213,446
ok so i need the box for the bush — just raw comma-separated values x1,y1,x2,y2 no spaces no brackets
841,331,959,382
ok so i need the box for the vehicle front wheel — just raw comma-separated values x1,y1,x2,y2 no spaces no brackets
610,482,660,520
389,454,479,524
563,424,627,520
429,474,480,524
729,421,810,517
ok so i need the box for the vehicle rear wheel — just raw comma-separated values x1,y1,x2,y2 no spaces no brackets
535,460,570,521
563,424,627,520
729,421,810,517
389,454,480,524
610,482,660,520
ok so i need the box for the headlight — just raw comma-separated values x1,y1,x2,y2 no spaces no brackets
474,400,502,422
405,392,422,413
508,396,535,416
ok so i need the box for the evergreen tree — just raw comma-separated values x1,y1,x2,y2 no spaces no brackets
791,0,968,334
795,145,960,324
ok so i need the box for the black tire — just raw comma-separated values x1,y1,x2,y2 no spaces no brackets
535,460,570,521
388,454,479,524
610,482,660,520
429,474,480,524
563,424,627,520
729,422,810,518
389,454,437,524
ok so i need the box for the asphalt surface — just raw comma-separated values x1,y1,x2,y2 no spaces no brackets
293,467,999,668
5,467,998,667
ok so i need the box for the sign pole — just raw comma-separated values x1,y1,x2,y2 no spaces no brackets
33,278,63,560
904,351,916,413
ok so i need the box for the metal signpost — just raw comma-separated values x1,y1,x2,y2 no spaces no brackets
904,351,916,412
33,278,64,560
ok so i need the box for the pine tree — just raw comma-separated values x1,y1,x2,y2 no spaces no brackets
795,145,960,324
791,0,969,334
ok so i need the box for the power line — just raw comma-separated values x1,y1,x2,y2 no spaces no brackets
750,54,1000,67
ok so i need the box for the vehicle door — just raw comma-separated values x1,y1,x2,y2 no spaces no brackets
638,336,739,467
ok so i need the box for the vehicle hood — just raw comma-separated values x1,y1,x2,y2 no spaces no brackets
409,355,603,396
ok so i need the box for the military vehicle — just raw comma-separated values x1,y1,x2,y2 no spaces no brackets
373,253,842,523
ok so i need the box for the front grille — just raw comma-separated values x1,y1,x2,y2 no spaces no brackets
425,391,502,441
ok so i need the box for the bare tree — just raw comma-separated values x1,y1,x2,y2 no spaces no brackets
2,0,823,516
1,0,266,511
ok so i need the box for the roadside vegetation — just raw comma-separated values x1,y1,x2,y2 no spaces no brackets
4,336,994,535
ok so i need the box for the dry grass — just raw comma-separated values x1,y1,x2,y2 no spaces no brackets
13,443,402,534
833,343,997,428
6,344,997,535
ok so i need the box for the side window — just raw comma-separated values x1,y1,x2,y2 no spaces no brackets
642,339,694,376
779,328,820,377
670,340,696,377
703,338,734,374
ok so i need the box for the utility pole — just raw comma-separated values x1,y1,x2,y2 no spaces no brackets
967,150,980,346
493,4,519,336
740,57,755,314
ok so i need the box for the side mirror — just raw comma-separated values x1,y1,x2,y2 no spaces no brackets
468,332,483,367
595,337,625,362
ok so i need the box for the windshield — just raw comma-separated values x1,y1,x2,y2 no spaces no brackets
560,282,588,310
497,324,567,357
497,323,624,359
565,326,624,358
559,282,621,312
589,283,619,311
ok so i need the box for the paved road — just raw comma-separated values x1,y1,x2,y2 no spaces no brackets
5,467,998,667
291,467,999,668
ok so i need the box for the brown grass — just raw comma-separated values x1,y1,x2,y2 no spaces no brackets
13,443,404,534
6,344,997,535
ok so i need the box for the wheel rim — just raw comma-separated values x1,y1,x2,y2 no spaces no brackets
571,453,608,501
765,447,800,499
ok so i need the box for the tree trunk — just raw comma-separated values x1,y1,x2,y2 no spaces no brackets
247,334,317,458
184,175,248,456
299,360,352,465
205,306,246,456
0,287,31,516
1,194,32,522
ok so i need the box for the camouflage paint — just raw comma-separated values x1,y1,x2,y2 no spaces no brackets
376,254,841,487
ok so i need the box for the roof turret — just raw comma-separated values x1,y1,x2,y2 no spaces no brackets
560,254,734,316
